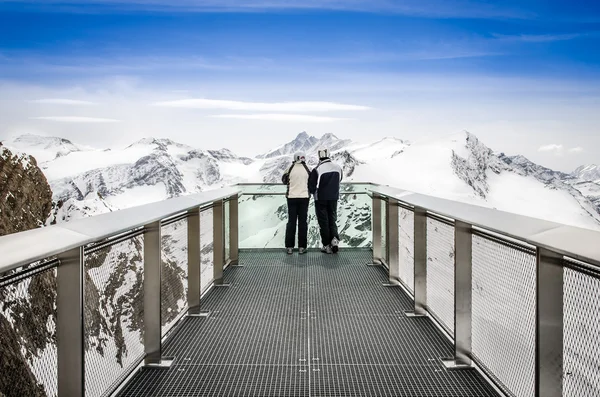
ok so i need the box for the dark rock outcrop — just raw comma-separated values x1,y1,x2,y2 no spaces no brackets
0,144,53,236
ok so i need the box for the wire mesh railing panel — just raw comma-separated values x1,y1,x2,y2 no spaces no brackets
425,217,455,333
84,236,145,397
225,201,231,261
563,264,600,397
238,192,372,249
381,200,387,263
0,262,58,397
201,208,214,293
472,234,536,397
398,207,414,293
161,218,189,337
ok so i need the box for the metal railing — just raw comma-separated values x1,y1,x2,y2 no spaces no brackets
0,187,240,397
371,185,600,397
2,182,600,397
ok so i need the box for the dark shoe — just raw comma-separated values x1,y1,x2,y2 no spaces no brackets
331,237,339,253
299,248,306,255
287,248,293,255
320,245,332,254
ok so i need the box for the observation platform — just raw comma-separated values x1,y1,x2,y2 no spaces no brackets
118,250,497,397
1,183,599,397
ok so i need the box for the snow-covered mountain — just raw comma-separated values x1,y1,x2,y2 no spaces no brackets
4,130,600,234
3,134,89,163
572,164,600,183
257,131,351,159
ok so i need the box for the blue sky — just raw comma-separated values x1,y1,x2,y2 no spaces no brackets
0,0,599,170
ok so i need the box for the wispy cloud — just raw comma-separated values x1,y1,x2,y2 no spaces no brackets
153,99,371,112
29,98,97,105
1,0,533,19
30,116,121,123
492,33,587,43
538,144,583,156
209,114,351,122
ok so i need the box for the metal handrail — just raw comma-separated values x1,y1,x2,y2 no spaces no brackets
371,185,600,267
370,185,600,397
0,187,240,274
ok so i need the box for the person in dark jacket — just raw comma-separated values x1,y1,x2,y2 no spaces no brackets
308,148,343,254
282,152,311,254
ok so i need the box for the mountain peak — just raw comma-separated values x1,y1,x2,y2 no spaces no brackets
573,164,600,182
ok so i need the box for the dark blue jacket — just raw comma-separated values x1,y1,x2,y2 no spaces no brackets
308,158,343,201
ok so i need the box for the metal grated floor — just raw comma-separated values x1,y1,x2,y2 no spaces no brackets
117,249,499,397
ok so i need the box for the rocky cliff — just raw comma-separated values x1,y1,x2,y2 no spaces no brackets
0,144,53,236
0,144,55,397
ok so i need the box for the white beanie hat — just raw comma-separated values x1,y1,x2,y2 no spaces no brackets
294,152,306,162
318,148,329,159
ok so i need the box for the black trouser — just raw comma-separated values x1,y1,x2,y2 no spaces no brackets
315,200,339,246
285,198,309,248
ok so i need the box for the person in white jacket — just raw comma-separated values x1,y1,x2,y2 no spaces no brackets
281,152,311,254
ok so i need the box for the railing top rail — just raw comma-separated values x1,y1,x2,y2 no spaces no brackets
0,187,240,274
371,185,600,267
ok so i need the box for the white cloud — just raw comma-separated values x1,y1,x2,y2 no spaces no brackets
153,98,371,112
538,144,564,153
209,113,351,122
538,144,584,156
29,98,97,105
30,116,121,123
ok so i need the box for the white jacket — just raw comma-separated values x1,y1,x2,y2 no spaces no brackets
282,162,311,199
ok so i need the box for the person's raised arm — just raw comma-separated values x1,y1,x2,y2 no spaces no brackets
309,167,318,194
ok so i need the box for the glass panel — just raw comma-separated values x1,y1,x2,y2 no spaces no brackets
237,183,373,195
239,192,372,249
200,208,214,292
225,201,230,261
84,236,145,397
0,263,58,397
472,234,536,397
426,218,455,333
161,218,188,336
563,264,600,397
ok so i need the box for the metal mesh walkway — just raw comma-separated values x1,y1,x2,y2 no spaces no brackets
117,250,499,397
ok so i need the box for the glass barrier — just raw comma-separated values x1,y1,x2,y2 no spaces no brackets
239,186,372,249
237,182,373,196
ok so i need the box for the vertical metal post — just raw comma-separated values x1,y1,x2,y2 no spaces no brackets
229,195,239,266
536,247,563,397
187,208,202,315
143,221,164,366
443,221,472,369
57,247,84,397
371,195,382,265
385,199,400,285
213,200,229,286
406,206,427,317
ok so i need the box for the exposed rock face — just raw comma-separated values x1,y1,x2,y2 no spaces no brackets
0,144,55,397
0,144,53,236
